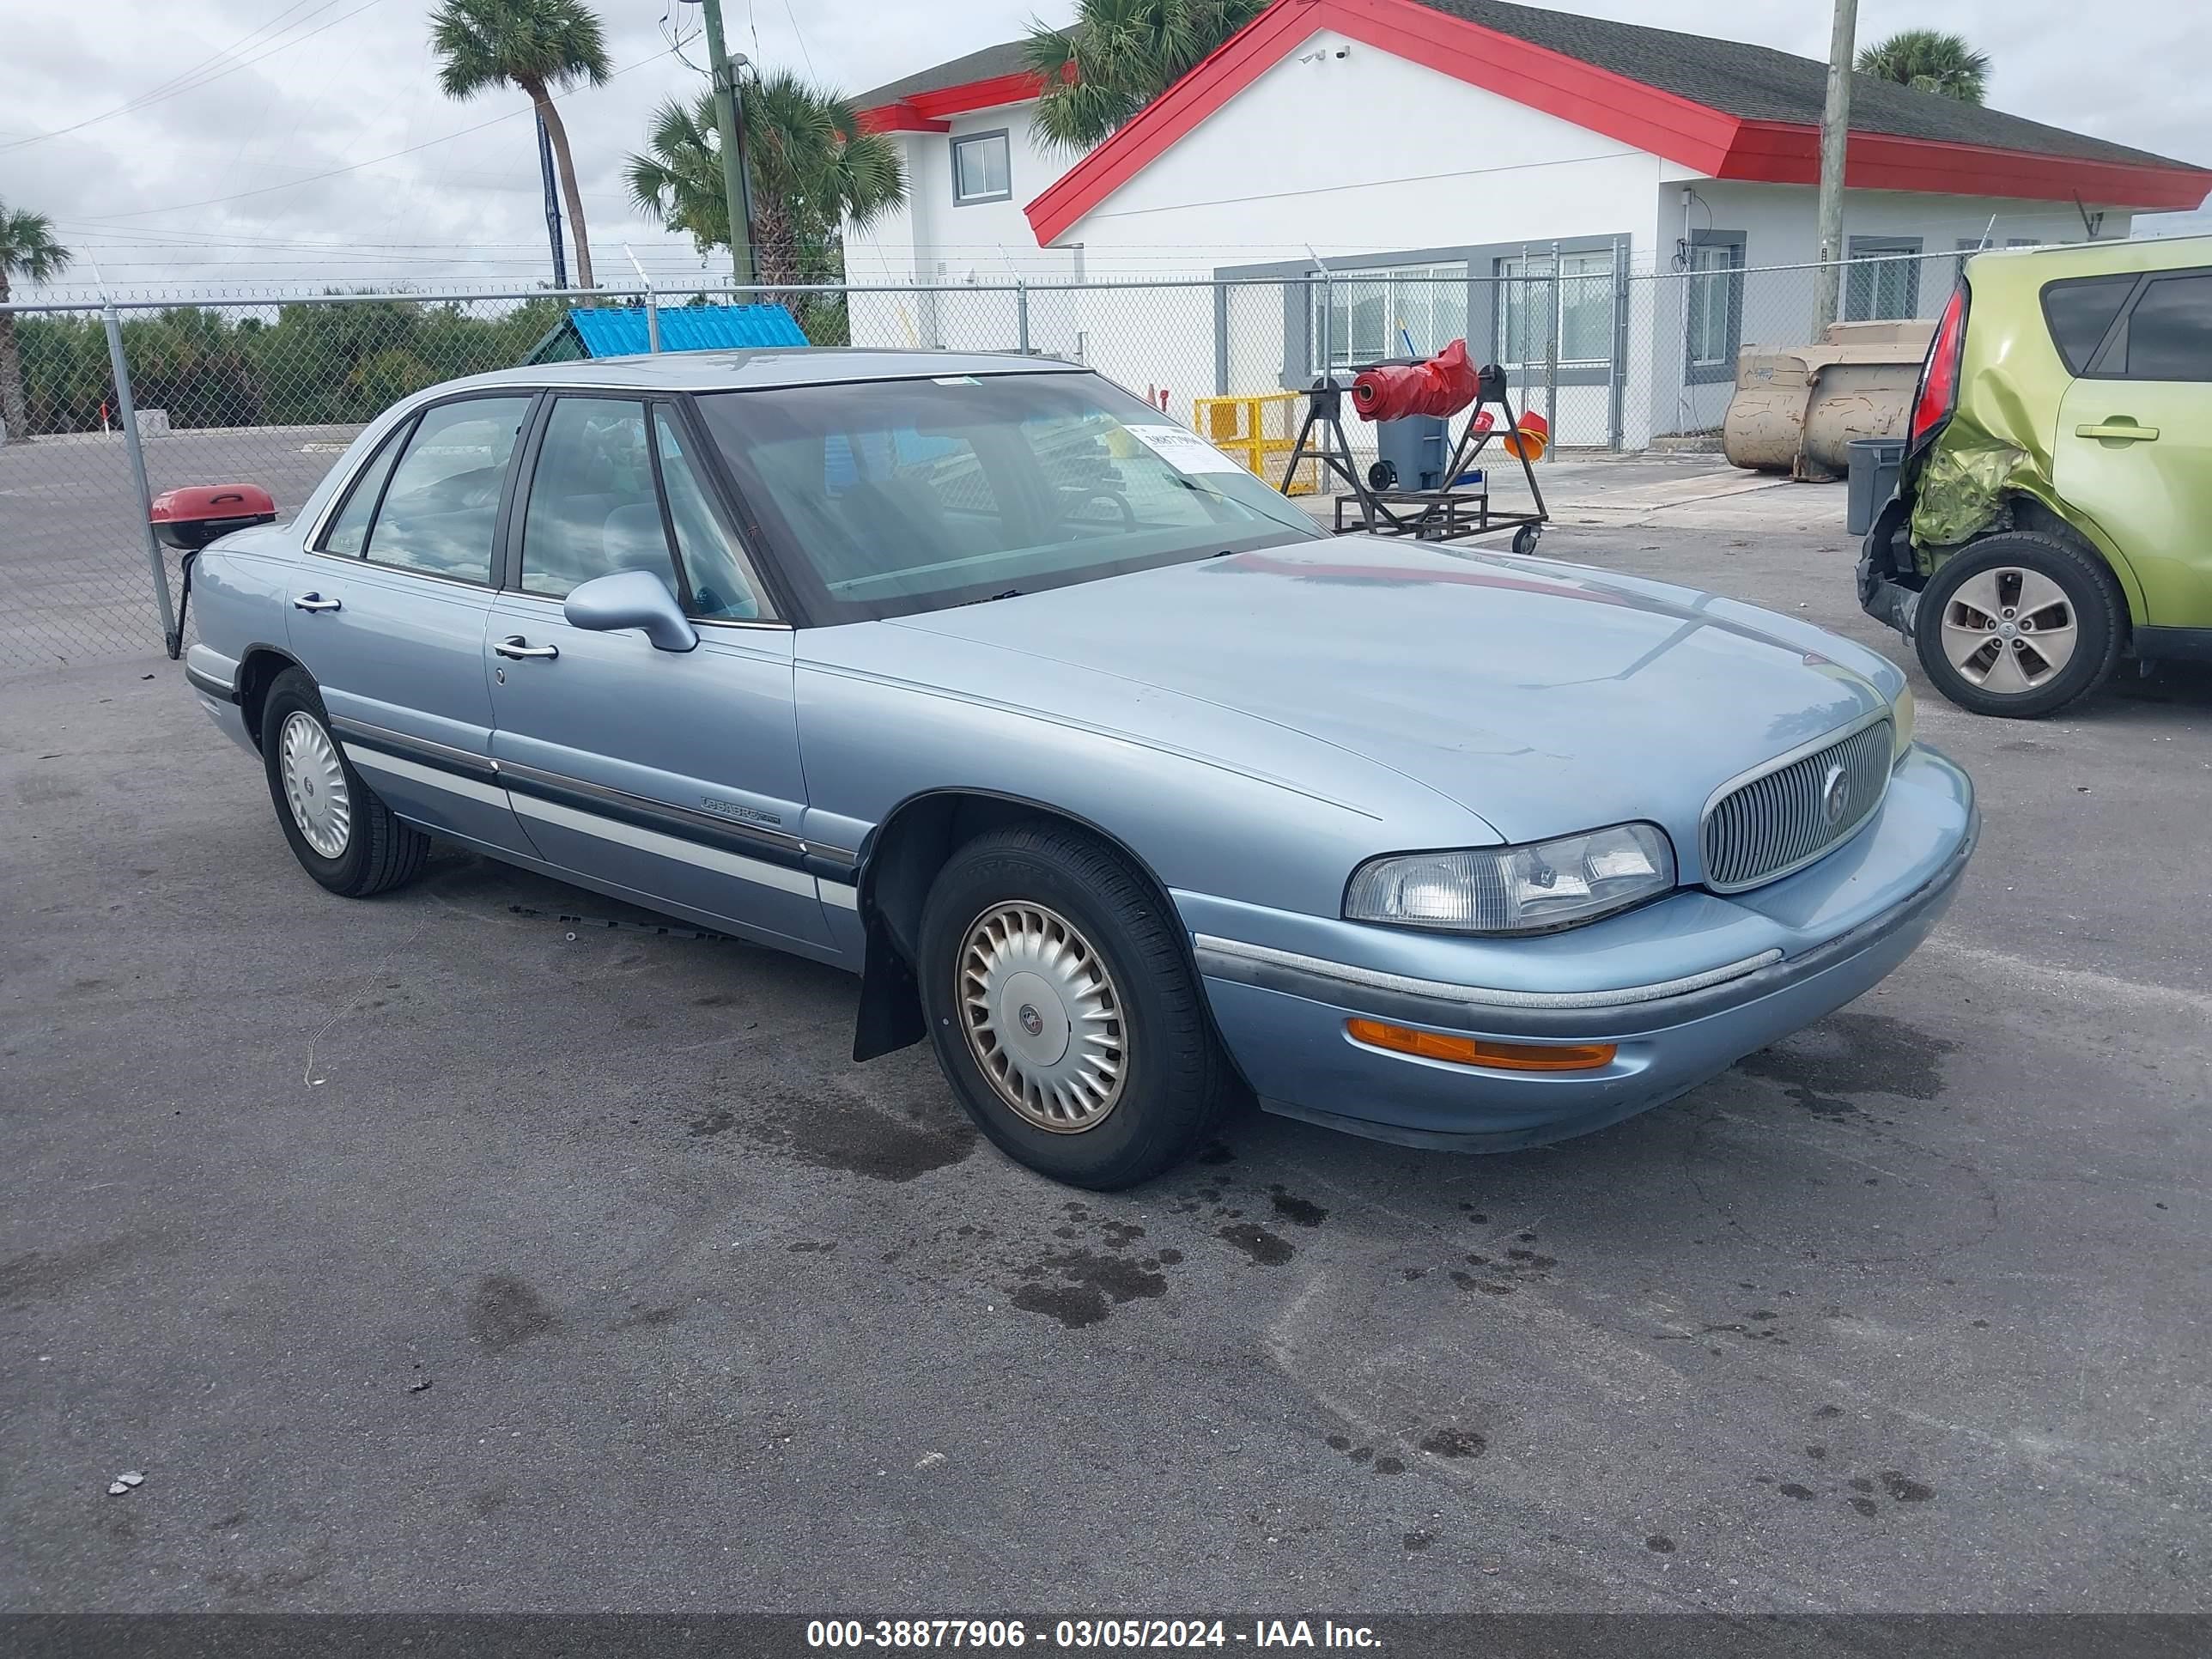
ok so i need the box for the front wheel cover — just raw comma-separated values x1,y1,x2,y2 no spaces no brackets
918,825,1232,1188
1913,532,2123,720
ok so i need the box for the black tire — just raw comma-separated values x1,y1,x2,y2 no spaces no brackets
1913,531,2124,719
917,823,1236,1189
1511,524,1542,556
259,668,429,897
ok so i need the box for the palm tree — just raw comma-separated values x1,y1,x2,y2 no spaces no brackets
625,74,905,289
0,201,73,445
429,0,610,288
1023,0,1268,153
1856,29,1991,105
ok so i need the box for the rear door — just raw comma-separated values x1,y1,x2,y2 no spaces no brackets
2053,266,2212,627
287,392,538,854
484,394,832,952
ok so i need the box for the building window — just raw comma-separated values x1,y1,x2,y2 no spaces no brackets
1685,232,1745,382
951,131,1011,204
1845,237,1923,322
1311,262,1468,369
1496,250,1613,368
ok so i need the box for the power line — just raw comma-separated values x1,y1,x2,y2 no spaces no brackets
780,0,817,78
74,44,684,222
0,0,386,153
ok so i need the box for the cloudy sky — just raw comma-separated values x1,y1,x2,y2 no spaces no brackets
3,0,2206,295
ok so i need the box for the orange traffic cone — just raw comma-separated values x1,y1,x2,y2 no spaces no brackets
1502,410,1550,462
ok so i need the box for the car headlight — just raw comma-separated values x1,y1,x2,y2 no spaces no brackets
1344,823,1677,936
1891,684,1916,762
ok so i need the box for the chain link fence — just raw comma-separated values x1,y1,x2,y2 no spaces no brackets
1,248,1974,666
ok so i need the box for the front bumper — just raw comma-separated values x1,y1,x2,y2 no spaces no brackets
1188,745,1977,1152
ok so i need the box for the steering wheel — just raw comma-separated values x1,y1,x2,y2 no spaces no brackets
1054,487,1139,530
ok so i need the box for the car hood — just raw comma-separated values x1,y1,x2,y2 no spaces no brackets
867,537,1894,848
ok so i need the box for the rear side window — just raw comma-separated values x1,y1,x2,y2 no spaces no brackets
2119,273,2212,381
2041,275,2135,375
318,422,408,556
364,396,532,583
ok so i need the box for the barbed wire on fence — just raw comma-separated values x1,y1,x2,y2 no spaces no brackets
0,245,2012,667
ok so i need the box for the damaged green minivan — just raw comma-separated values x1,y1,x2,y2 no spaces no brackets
1859,236,2212,717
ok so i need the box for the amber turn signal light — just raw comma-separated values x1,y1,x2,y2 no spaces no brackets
1345,1018,1615,1072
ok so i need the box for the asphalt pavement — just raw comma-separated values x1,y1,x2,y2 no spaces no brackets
3,494,2208,1615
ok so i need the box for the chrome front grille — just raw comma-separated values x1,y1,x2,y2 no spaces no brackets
1700,716,1893,892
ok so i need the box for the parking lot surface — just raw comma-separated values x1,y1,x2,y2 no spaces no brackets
3,497,2208,1613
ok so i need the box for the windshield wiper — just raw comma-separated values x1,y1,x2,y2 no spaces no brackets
957,587,1024,605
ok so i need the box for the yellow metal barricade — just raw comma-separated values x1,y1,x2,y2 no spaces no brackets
1191,392,1316,495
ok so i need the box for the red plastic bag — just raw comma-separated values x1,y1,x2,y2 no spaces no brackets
1350,339,1483,422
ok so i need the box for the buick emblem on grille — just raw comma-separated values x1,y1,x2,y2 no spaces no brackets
1821,763,1852,826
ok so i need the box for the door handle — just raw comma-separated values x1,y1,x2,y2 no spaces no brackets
2075,422,2159,443
494,635,559,660
291,592,342,612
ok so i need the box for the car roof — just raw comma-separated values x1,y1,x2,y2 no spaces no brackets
1972,234,2212,280
439,347,1081,397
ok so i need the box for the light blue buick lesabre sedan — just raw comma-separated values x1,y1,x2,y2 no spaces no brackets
177,349,1977,1188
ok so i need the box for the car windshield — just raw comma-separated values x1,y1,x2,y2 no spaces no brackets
694,370,1325,623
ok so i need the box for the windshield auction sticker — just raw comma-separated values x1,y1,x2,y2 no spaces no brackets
1123,423,1245,475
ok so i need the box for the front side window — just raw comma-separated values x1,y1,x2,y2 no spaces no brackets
2118,272,2212,381
519,398,678,599
363,395,532,582
696,372,1322,624
1685,235,1744,377
1845,239,1923,322
653,409,762,620
1313,263,1468,370
952,132,1011,204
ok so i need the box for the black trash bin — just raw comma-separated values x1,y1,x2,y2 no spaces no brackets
1845,436,1906,536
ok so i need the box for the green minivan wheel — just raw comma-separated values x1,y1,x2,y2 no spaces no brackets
1914,532,2125,720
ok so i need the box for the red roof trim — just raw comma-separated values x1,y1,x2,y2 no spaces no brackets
1722,121,2212,210
857,103,950,135
856,66,1066,134
1024,0,2211,242
1026,0,1326,246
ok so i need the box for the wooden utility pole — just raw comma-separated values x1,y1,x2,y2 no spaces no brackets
1813,0,1858,331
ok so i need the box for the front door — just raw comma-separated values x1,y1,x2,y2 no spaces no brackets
286,392,538,855
484,394,831,953
2054,266,2212,628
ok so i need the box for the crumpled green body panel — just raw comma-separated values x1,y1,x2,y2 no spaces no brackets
1909,428,2033,552
1908,319,2060,556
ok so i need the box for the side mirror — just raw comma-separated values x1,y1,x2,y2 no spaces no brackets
564,570,698,653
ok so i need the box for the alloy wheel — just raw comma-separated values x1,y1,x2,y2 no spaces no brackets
1939,565,2079,694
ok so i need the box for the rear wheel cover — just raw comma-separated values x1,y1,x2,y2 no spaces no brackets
277,709,353,858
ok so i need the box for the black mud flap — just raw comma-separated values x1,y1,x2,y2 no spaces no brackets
1856,495,1922,640
853,913,926,1063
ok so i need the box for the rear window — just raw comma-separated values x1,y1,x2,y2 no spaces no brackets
695,372,1323,623
2040,275,2136,375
